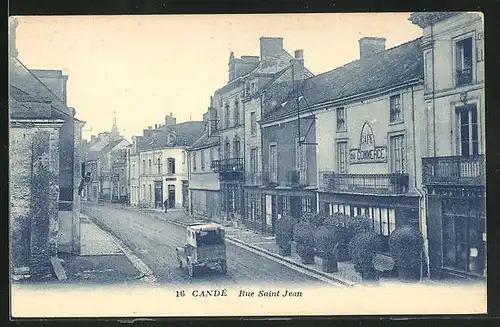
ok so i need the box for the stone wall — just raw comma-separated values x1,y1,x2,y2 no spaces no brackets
10,125,60,279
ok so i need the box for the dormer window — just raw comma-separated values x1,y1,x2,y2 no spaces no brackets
167,133,176,144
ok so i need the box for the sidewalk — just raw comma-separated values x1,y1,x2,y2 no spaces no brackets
56,214,144,285
120,204,362,286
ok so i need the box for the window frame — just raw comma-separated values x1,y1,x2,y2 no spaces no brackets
268,142,278,183
336,107,347,132
389,93,403,123
336,140,348,174
250,111,257,136
453,32,475,87
389,133,406,174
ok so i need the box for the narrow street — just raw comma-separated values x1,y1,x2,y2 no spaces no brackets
82,203,324,288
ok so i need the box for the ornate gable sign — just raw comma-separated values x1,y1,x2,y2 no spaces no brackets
349,122,387,164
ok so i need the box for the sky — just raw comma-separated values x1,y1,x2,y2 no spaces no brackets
14,13,422,141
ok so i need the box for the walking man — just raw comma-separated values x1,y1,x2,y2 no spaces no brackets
163,199,169,213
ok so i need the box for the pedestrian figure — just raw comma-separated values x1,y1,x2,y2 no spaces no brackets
164,199,169,213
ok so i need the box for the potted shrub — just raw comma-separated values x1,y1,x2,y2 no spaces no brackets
275,217,296,256
314,226,340,272
302,211,326,228
293,221,316,264
348,231,382,282
389,226,424,282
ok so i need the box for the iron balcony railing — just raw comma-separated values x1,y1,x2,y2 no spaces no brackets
319,171,409,195
211,158,244,173
456,67,473,86
422,155,485,186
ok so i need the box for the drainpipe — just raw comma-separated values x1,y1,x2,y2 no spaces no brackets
411,84,428,280
431,24,437,157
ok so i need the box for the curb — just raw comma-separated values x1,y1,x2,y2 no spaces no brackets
136,210,356,288
81,213,158,285
225,236,355,288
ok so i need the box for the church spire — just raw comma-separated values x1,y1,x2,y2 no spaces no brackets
110,110,120,140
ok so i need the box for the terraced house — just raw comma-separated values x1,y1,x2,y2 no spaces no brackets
187,101,221,221
128,114,204,209
410,12,486,280
209,36,314,226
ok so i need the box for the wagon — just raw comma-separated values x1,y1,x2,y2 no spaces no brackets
176,222,227,277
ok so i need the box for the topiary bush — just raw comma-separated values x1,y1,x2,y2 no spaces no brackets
348,231,382,282
389,225,424,282
293,220,316,264
275,216,296,256
314,226,340,272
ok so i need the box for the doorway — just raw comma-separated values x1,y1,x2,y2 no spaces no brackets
154,181,163,208
168,185,175,208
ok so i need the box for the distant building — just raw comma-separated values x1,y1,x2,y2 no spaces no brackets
186,99,221,221
128,114,204,209
9,17,84,280
82,113,130,202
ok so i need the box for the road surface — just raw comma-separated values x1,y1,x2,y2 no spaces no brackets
82,203,324,288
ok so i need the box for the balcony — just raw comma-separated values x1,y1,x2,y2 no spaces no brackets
422,155,485,186
456,67,472,86
211,158,244,173
319,171,409,195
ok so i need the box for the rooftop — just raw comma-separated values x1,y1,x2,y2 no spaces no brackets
261,37,424,124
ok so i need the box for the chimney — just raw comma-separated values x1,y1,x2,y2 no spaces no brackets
291,49,305,81
148,126,152,130
165,113,177,126
62,75,69,105
9,17,18,58
359,37,386,60
228,51,235,81
260,37,284,60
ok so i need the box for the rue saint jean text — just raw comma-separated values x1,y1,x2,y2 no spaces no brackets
175,289,303,298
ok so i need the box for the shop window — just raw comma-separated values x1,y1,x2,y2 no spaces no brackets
442,199,485,275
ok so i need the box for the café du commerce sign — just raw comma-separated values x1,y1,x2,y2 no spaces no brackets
349,122,387,164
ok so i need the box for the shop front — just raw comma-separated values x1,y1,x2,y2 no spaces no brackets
318,192,420,253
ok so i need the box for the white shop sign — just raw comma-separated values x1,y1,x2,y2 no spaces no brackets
349,122,387,164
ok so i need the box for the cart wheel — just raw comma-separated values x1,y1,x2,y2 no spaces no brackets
220,261,227,275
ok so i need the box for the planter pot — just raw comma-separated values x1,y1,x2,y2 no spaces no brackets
334,242,350,262
297,244,315,264
397,266,421,282
278,244,292,256
319,256,338,273
361,268,380,282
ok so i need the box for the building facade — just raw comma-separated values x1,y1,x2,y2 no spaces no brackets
187,107,221,221
209,37,314,227
9,17,84,279
410,12,486,280
128,115,204,209
260,35,427,265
